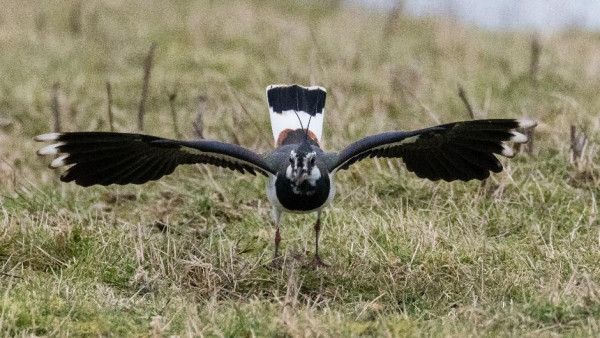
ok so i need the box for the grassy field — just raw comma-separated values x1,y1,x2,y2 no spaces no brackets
2,0,600,336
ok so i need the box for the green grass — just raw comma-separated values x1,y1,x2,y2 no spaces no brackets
2,0,600,336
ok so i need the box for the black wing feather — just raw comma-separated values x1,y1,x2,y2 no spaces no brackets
35,132,275,187
330,119,535,182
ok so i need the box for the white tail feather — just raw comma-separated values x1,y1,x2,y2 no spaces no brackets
266,84,326,145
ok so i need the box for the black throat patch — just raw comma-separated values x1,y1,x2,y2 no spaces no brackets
275,173,330,212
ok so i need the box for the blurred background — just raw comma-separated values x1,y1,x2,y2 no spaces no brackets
355,0,600,31
0,0,597,181
1,0,599,186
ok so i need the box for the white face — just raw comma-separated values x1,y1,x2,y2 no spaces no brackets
286,150,321,187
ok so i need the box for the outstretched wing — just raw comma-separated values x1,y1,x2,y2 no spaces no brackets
35,132,275,187
329,119,536,182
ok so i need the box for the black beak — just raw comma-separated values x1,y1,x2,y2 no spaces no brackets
291,168,307,183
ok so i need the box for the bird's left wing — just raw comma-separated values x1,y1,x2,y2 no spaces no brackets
329,119,536,182
35,132,275,187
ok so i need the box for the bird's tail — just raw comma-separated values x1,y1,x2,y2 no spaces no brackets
266,84,326,147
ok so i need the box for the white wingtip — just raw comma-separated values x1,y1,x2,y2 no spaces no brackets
510,131,528,143
37,142,65,155
34,133,61,142
50,155,69,169
501,144,514,158
517,119,537,129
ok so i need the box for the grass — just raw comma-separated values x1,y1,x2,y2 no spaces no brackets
1,0,600,336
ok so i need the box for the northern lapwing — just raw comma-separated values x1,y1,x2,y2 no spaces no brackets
35,84,536,266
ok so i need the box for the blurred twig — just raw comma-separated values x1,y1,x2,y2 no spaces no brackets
106,81,114,132
457,84,475,119
525,127,534,155
383,1,403,39
52,83,61,132
530,35,541,86
69,2,83,36
192,96,206,139
35,12,46,35
570,125,587,166
168,90,181,139
138,43,156,132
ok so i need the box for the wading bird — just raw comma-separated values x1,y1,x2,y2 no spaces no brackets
35,84,536,266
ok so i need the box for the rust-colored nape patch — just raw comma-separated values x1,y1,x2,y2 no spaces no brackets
276,129,319,147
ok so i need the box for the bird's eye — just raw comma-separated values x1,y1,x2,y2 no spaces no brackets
310,157,315,165
289,158,294,164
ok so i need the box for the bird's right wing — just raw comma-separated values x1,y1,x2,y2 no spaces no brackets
329,119,536,182
35,132,276,187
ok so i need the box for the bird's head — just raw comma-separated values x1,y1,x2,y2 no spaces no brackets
286,142,320,188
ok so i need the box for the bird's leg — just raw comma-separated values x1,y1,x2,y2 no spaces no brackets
271,207,283,266
274,227,281,259
313,211,329,267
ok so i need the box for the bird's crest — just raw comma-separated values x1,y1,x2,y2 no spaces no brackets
266,84,326,147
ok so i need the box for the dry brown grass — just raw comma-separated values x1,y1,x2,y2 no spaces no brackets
1,0,600,336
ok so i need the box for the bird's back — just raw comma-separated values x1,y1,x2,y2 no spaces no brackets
266,84,326,147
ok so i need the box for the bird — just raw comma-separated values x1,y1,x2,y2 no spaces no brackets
35,84,536,266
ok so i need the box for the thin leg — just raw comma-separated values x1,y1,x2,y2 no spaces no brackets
271,207,283,262
274,227,281,259
313,211,329,267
